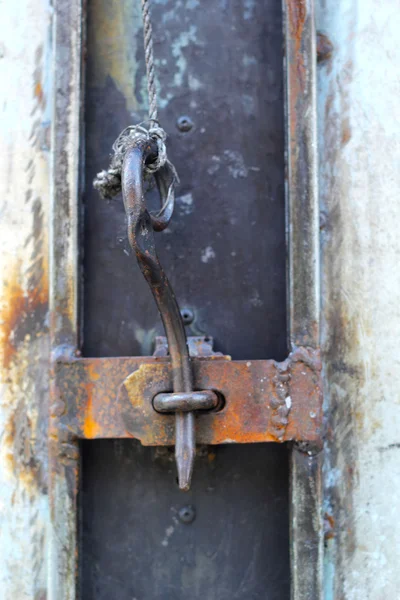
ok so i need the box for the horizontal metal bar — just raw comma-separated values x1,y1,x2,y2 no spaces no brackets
52,346,322,447
153,390,219,413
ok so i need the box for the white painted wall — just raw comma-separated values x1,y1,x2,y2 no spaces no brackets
0,0,52,597
317,1,400,598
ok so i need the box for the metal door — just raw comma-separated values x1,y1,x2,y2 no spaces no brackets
50,1,322,598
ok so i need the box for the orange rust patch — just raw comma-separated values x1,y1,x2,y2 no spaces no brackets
0,260,48,370
287,0,306,55
34,81,44,104
0,275,26,369
341,118,352,146
83,394,102,438
324,513,336,541
87,362,100,381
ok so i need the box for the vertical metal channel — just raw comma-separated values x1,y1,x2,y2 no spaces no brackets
283,1,323,599
49,0,322,596
49,0,84,597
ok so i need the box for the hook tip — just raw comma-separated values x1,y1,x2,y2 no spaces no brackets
176,447,195,492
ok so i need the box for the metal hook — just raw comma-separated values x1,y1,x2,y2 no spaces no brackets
121,138,195,491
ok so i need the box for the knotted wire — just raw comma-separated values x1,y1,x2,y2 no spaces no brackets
93,0,176,200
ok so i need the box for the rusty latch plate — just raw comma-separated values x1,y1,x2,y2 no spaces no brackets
52,346,322,446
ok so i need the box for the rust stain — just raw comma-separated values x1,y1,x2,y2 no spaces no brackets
32,45,46,114
83,394,102,438
83,365,102,438
0,257,49,492
3,399,40,493
286,0,308,190
87,362,100,381
287,0,306,55
341,118,352,145
88,0,141,112
34,81,44,104
57,353,322,445
0,275,26,369
0,260,48,370
317,32,334,63
324,513,335,541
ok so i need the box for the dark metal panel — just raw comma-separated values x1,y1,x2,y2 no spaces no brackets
80,0,290,597
83,0,287,361
81,441,290,600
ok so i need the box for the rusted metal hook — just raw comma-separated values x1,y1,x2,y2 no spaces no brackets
121,138,195,491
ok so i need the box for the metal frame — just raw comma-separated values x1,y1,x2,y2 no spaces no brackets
49,0,322,597
49,0,84,597
283,1,323,598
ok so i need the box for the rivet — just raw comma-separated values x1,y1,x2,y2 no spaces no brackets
180,307,194,325
178,505,196,524
176,116,194,132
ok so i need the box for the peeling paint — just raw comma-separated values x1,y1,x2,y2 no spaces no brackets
171,25,198,88
201,246,216,264
87,0,142,112
0,0,52,595
317,0,400,597
176,192,194,216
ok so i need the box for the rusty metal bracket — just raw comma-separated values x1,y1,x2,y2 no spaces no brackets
51,345,322,455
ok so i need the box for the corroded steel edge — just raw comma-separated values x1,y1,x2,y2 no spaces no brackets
283,1,323,599
49,0,85,596
51,346,323,452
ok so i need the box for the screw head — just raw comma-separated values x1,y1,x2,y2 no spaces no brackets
181,307,194,325
178,505,196,524
176,116,194,132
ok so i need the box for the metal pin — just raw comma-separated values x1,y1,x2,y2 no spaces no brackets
175,412,195,491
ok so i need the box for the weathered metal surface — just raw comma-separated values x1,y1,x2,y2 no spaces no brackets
317,0,400,598
52,346,322,447
284,0,320,351
49,0,85,596
83,0,287,362
4,0,400,597
290,448,323,597
153,390,219,413
154,335,222,358
81,441,290,600
47,0,323,597
81,0,292,595
0,0,52,597
283,1,323,599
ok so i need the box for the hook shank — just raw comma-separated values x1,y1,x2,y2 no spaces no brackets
121,140,195,490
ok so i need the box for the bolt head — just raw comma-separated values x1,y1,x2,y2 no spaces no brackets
176,116,194,132
181,307,194,325
178,505,196,524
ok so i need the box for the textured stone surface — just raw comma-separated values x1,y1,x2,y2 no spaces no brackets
317,1,400,598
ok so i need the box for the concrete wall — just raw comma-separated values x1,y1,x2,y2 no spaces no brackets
0,0,52,598
317,1,400,598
